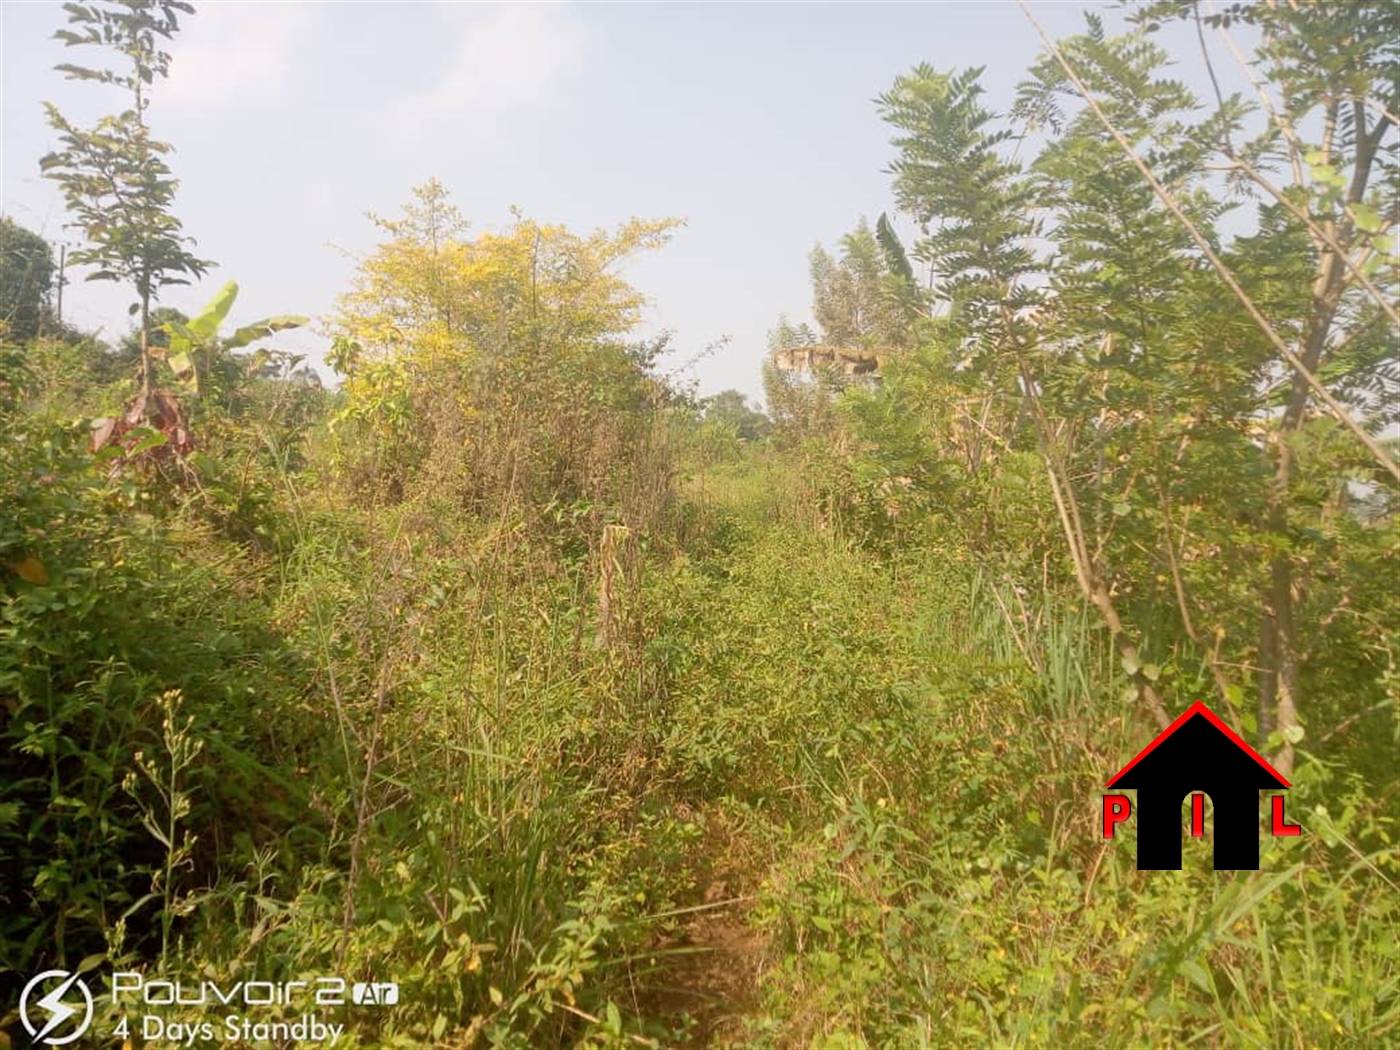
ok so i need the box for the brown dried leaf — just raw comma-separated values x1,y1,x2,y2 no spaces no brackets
10,556,50,585
91,416,118,451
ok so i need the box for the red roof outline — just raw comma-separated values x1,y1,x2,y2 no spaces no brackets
1106,700,1291,789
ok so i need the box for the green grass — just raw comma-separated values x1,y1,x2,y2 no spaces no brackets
6,424,1397,1048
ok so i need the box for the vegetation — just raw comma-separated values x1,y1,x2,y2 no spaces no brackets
41,0,210,406
0,218,56,342
2,2,1397,1048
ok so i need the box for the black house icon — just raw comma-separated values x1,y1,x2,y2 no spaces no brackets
1106,701,1290,870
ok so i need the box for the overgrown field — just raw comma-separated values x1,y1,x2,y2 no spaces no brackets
4,407,1397,1047
5,2,1400,1046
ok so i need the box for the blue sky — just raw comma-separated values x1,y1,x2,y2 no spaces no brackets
4,1,1184,403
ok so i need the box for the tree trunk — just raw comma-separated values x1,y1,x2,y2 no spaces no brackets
139,293,152,402
1260,431,1300,777
1254,101,1385,778
1021,359,1171,732
1256,595,1277,746
1258,260,1343,779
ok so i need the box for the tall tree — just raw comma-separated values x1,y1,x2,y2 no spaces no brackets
878,59,1179,728
809,217,919,351
869,10,1400,767
1127,0,1400,775
702,389,771,441
40,0,210,401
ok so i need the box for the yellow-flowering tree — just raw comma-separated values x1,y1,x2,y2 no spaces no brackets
331,180,681,521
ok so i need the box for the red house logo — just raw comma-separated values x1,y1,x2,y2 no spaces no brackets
1103,701,1301,870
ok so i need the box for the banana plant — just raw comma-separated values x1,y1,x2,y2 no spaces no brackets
91,281,307,468
160,280,307,398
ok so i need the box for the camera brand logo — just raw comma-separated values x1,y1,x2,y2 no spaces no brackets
19,970,94,1046
1102,701,1301,870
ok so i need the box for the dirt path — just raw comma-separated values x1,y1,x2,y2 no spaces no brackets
637,811,770,1047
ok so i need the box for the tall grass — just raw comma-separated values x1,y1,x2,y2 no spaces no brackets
17,414,1393,1049
725,545,1400,1048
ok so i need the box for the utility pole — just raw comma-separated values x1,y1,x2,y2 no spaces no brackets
55,243,68,326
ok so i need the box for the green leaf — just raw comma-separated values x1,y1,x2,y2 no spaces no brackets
1179,959,1215,995
225,314,307,350
125,427,168,456
1282,723,1305,744
162,319,195,342
188,280,239,340
1306,157,1346,191
1141,663,1161,683
76,952,108,975
876,212,915,285
1121,653,1141,676
1351,202,1385,235
168,350,194,379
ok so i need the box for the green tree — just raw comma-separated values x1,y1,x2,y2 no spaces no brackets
116,305,188,369
1126,0,1400,774
766,313,818,354
702,389,771,441
867,9,1400,768
809,216,919,351
763,315,836,449
40,0,211,402
763,217,923,451
0,218,55,341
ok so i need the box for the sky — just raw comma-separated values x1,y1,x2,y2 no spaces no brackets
2,1,1203,404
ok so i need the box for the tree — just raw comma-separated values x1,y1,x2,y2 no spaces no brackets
1124,0,1400,775
763,219,923,451
809,217,920,351
117,305,187,368
40,0,211,402
860,8,1400,775
702,389,771,441
0,218,55,341
874,59,1191,723
331,181,681,518
158,280,304,405
766,314,818,354
763,315,836,448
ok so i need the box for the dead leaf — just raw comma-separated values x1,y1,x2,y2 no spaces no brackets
9,555,50,585
91,416,118,451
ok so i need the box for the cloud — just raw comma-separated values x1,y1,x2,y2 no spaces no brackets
396,2,588,127
163,2,315,108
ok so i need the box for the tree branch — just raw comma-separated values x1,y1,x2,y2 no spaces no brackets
1018,0,1400,487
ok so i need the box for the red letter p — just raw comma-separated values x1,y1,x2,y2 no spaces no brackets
1103,794,1132,838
